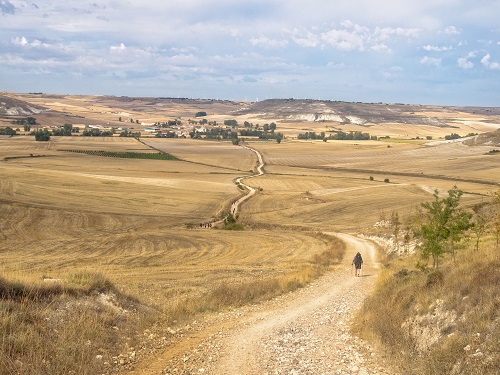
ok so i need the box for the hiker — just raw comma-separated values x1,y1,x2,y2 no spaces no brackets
352,252,363,277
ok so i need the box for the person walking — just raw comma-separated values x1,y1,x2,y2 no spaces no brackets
352,252,363,277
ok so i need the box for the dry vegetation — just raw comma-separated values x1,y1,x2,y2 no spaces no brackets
0,93,499,374
353,241,499,375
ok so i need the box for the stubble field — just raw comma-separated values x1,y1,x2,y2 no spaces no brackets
1,95,499,374
1,132,498,302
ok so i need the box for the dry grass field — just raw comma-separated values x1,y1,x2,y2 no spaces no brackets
0,135,339,313
236,139,498,231
1,94,499,374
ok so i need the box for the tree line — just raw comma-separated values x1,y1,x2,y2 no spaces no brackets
297,130,376,141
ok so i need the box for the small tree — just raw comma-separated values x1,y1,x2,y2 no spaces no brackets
472,203,488,252
391,211,401,252
416,187,471,268
445,188,473,261
34,129,51,141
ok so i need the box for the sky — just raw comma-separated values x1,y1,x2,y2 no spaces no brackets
1,0,499,106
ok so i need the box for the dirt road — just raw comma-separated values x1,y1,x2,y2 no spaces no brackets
128,234,396,375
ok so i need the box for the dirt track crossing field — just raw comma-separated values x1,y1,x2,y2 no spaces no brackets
126,234,396,375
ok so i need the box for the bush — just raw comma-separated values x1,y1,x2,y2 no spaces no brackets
34,129,50,141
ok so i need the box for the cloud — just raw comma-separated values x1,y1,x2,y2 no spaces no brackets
371,43,391,53
423,45,452,52
420,56,441,66
250,36,288,49
321,28,366,51
0,0,15,14
290,22,419,52
110,43,127,53
291,29,321,47
481,54,500,70
383,65,403,79
374,26,419,41
457,57,473,69
444,26,460,35
1,1,500,105
12,36,51,49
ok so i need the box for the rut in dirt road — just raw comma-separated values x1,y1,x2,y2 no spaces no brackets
159,234,397,375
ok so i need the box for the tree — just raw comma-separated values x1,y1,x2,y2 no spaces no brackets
224,119,238,127
416,187,472,268
34,129,51,141
472,203,488,253
391,211,401,252
0,127,17,136
445,188,473,261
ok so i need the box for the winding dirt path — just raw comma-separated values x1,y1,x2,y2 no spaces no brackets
124,145,397,374
208,233,388,375
126,234,396,374
230,144,265,216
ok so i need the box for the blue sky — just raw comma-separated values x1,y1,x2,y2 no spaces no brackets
1,0,499,106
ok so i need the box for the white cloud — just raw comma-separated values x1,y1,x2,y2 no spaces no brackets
290,23,420,52
12,36,51,49
110,43,126,53
321,28,365,51
420,56,441,66
250,36,288,49
326,61,345,69
374,26,419,41
481,54,500,70
444,26,460,35
291,30,320,47
423,45,452,52
371,43,391,53
457,57,473,69
383,65,403,79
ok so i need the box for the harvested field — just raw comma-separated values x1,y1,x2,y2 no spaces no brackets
0,94,499,374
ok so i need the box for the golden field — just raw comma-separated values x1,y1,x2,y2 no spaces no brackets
0,94,499,374
1,132,497,308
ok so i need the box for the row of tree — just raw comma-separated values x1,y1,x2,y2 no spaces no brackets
444,132,478,140
297,130,375,141
0,127,17,136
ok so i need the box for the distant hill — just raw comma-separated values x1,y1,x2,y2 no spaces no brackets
234,98,500,126
0,94,47,117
